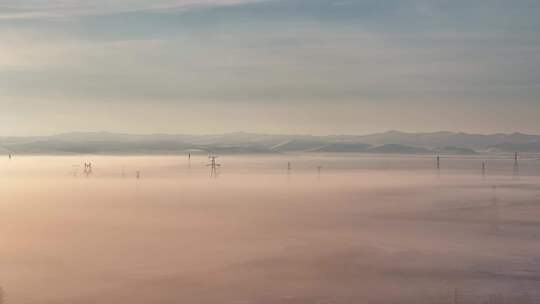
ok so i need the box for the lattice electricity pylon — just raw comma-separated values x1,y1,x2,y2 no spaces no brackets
83,162,93,178
512,152,520,179
207,155,221,178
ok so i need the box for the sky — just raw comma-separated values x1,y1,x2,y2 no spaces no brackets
1,0,539,136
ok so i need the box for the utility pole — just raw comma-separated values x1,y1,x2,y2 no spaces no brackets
287,162,291,178
512,152,520,179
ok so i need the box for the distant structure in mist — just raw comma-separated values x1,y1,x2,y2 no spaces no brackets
482,161,486,179
8,153,11,160
207,155,221,178
136,171,141,179
188,153,191,170
287,161,291,177
317,165,322,180
83,162,93,178
513,152,520,179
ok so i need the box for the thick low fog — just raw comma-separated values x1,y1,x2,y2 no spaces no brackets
0,154,539,303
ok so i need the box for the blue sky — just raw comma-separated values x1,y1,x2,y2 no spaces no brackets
1,0,539,135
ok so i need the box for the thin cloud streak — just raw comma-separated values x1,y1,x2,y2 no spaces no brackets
0,0,266,20
0,0,539,135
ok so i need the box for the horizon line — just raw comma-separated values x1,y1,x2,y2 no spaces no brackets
2,130,540,138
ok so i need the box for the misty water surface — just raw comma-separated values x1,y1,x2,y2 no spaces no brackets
0,154,539,303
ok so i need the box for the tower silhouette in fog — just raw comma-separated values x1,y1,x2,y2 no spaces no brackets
287,161,291,178
207,155,220,178
83,162,92,178
512,152,520,179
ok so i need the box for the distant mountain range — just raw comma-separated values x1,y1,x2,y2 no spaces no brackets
1,131,539,155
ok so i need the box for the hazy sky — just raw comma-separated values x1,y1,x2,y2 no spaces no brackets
1,0,539,136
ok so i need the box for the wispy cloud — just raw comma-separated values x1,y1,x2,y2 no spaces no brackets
0,0,539,134
0,0,264,20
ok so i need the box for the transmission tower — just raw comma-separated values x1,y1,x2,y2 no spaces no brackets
512,152,520,179
83,162,93,178
207,155,221,178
